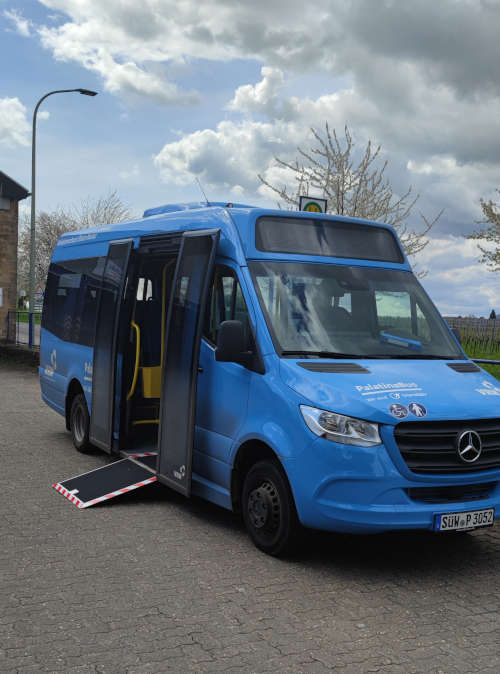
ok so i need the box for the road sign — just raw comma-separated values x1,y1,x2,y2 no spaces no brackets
299,196,327,213
34,285,44,312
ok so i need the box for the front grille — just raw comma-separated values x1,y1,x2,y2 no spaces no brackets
406,482,496,503
394,418,500,474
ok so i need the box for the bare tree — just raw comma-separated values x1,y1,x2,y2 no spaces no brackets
73,190,133,229
18,191,133,293
258,124,442,268
467,190,500,272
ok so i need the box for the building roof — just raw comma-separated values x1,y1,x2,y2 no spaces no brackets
0,171,30,201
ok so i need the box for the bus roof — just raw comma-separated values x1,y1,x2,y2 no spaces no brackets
54,202,410,271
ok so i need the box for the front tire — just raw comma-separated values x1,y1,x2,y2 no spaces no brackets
241,460,300,556
70,393,92,453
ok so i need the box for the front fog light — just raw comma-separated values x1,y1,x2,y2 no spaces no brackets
300,405,381,447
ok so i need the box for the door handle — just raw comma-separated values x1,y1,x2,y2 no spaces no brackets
198,366,204,373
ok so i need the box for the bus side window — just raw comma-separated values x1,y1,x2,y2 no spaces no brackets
42,256,104,347
204,266,252,349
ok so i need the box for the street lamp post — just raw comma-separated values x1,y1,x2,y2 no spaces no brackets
29,88,97,348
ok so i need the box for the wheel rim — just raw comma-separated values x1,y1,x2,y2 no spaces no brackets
73,405,86,444
247,480,281,535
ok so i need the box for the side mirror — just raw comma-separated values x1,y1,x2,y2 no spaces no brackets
452,327,462,345
215,320,251,366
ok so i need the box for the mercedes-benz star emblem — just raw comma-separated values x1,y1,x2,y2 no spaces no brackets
456,430,482,463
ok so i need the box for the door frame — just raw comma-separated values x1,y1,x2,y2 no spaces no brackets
156,228,220,496
89,239,133,452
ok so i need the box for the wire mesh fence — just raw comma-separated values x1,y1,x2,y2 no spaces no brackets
445,317,500,344
444,318,500,379
6,311,42,347
445,318,500,357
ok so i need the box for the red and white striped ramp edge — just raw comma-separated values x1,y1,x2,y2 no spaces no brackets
52,476,158,509
124,452,157,458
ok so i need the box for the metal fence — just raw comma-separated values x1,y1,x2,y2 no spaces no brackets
6,311,42,347
445,317,500,341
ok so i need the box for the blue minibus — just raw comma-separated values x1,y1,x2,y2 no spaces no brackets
40,202,500,555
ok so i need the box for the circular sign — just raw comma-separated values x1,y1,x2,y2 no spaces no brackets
408,402,427,418
389,403,408,419
303,201,323,213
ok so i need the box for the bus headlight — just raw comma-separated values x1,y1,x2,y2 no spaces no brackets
300,405,381,447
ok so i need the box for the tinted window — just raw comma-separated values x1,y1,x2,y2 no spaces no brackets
204,266,251,348
255,216,403,262
41,257,104,346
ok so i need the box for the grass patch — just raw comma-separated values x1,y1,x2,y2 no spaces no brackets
14,312,42,325
461,334,500,381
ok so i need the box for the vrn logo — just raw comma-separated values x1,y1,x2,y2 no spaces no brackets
44,349,57,378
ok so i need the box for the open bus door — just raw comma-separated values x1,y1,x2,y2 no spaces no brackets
89,240,133,452
53,230,219,509
157,229,220,496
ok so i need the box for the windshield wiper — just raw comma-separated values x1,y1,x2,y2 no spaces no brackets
381,354,458,360
281,350,460,360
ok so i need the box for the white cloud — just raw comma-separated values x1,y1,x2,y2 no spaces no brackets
37,24,199,104
0,97,30,147
229,67,286,117
155,119,294,190
4,8,32,37
420,237,500,317
18,0,499,120
155,67,352,192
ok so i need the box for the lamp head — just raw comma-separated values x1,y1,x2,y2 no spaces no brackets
77,89,98,96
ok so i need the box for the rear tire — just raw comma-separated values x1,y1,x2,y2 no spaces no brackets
70,393,92,453
241,459,300,557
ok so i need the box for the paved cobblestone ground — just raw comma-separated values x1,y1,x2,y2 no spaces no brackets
2,360,500,673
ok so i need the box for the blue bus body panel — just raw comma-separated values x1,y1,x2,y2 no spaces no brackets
39,327,93,414
53,207,246,266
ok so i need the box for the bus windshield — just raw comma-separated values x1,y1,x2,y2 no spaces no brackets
250,261,463,359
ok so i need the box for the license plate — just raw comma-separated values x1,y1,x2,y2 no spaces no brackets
434,508,495,532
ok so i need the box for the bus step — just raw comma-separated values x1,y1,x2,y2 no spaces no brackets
52,456,157,509
121,450,158,458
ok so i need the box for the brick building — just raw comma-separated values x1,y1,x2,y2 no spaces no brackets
0,171,29,339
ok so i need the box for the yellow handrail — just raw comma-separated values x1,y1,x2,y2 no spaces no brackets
127,321,141,400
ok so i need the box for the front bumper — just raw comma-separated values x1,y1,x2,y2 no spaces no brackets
283,428,500,534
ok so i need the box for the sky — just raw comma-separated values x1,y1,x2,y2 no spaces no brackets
1,0,499,316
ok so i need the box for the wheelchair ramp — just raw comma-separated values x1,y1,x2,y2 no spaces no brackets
52,455,157,509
